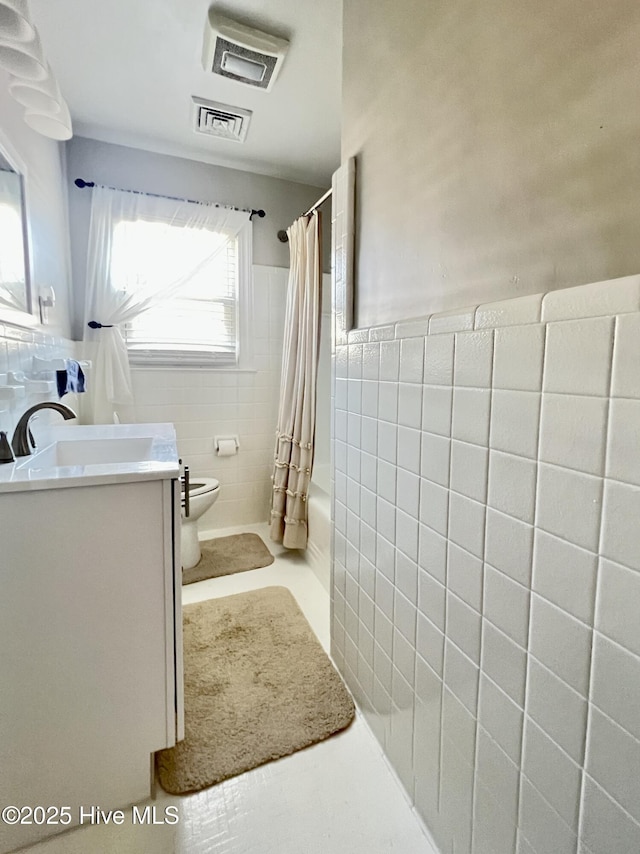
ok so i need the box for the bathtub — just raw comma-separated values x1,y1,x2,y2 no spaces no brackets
306,462,331,591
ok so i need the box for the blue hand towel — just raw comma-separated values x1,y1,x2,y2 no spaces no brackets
57,359,86,398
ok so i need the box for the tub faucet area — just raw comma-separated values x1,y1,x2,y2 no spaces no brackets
11,402,77,457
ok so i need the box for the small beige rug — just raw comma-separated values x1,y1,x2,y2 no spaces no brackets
182,532,274,585
156,586,355,795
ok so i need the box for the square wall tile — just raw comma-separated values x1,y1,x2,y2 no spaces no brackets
420,432,450,486
490,389,541,459
348,343,363,378
395,549,418,602
484,565,530,647
378,381,399,422
581,775,640,854
518,778,577,854
473,781,518,854
475,727,519,821
450,440,488,503
543,316,614,396
607,398,640,486
448,492,486,559
414,657,443,822
398,382,423,428
443,638,479,716
361,416,378,455
424,333,455,385
360,451,377,492
447,542,483,612
612,313,640,398
416,613,445,676
587,705,640,825
419,478,449,537
376,496,396,543
478,674,523,764
527,657,587,764
454,329,494,388
596,558,640,658
601,479,640,572
446,592,482,664
532,529,598,624
536,463,603,552
422,385,453,436
482,621,527,707
451,387,491,446
522,716,581,830
396,509,419,562
379,339,400,381
397,425,421,473
442,686,477,761
396,467,420,518
439,735,474,854
539,393,608,476
362,342,380,380
399,336,425,383
493,324,545,391
591,632,640,742
418,569,446,631
485,508,534,586
488,450,537,523
377,459,397,503
394,591,417,645
529,594,592,697
378,421,398,464
361,380,379,418
418,524,447,584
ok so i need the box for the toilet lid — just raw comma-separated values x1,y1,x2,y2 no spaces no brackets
182,477,220,497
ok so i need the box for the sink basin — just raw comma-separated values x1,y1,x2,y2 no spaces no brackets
28,437,155,468
1,423,179,493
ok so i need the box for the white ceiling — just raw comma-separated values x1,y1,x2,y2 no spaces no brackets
29,0,342,186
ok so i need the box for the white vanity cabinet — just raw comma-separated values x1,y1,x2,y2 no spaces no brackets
0,427,183,853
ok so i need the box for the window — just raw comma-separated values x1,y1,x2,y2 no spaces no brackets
110,216,251,366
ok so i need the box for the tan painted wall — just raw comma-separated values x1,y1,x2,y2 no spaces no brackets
343,0,640,328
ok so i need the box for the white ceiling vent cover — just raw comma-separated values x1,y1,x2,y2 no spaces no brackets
202,10,289,92
192,97,252,143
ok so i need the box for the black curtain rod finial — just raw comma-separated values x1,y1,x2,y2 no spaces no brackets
74,178,95,189
250,209,265,221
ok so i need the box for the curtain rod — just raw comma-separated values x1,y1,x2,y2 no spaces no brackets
73,178,266,221
302,187,332,218
277,187,332,242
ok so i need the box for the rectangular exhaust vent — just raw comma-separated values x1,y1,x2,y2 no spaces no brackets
202,11,289,92
192,97,252,143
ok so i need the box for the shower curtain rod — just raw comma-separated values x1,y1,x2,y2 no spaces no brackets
302,187,332,218
73,178,266,221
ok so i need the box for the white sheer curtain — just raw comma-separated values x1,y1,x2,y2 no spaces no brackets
82,185,249,424
270,212,322,549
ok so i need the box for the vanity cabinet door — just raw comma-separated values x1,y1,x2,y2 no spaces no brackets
0,478,177,853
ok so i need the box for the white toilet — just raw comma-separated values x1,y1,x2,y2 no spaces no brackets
181,477,221,569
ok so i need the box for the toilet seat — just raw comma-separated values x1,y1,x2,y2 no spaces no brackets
183,477,220,498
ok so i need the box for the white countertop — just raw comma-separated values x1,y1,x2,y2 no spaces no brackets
0,423,180,493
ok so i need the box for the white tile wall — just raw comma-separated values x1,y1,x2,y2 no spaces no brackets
0,321,76,438
130,266,287,530
331,275,640,854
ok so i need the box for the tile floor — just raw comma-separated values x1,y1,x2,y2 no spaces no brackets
19,523,437,854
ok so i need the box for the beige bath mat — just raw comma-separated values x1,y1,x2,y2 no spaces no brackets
182,532,275,585
156,586,355,794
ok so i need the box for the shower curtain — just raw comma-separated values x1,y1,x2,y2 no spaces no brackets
270,212,322,549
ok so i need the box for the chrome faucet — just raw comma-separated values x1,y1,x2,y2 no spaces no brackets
11,402,77,457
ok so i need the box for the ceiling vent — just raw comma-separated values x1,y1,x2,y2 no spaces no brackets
192,97,252,143
202,10,289,92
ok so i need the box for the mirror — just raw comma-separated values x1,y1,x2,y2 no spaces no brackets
0,147,31,319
